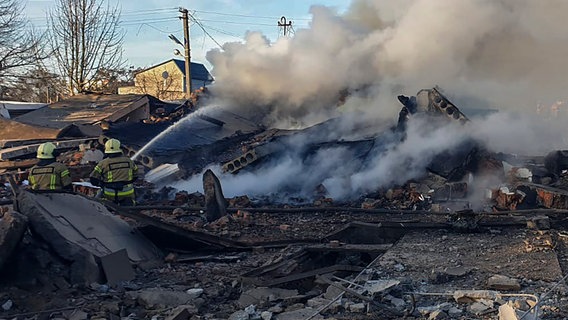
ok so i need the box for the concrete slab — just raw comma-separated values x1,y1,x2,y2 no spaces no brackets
17,191,161,283
100,249,136,285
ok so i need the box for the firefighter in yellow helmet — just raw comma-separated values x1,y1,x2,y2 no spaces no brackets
29,142,72,191
89,139,138,205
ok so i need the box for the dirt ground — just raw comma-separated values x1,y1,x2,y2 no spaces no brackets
1,206,568,320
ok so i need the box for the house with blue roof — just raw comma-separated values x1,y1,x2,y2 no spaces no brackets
118,59,213,100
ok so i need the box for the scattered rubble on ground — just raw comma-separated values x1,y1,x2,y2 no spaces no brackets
1,88,568,319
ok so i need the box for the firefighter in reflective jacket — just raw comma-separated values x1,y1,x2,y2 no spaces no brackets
29,142,72,191
89,139,138,205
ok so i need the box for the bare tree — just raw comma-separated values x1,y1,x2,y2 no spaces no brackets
0,0,45,85
48,0,125,95
89,65,136,94
2,67,67,102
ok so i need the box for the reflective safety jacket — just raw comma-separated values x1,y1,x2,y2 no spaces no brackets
90,156,138,199
29,162,72,190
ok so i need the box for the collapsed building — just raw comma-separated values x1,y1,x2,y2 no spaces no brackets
1,88,568,320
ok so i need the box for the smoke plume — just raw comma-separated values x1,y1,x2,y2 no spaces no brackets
207,0,568,125
171,0,568,201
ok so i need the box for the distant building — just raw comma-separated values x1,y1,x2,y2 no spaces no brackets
118,59,213,100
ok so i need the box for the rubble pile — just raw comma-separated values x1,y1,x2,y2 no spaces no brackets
1,88,568,319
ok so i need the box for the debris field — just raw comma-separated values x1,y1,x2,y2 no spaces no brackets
1,88,568,320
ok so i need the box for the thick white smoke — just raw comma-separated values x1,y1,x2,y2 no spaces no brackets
207,0,568,125
171,0,568,201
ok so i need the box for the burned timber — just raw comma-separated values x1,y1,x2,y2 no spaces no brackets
1,88,568,320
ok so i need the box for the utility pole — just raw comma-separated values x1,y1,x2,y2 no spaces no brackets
179,7,192,98
278,16,293,38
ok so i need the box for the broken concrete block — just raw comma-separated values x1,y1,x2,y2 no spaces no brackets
469,300,493,315
393,263,405,272
210,215,230,229
274,308,322,320
364,279,400,294
185,288,204,299
166,308,191,320
100,301,120,314
447,306,462,317
100,249,135,286
166,306,197,320
498,304,519,320
428,310,448,320
229,195,252,208
67,309,88,320
526,216,550,230
384,295,406,309
260,311,273,320
361,198,381,209
268,305,284,313
349,303,366,313
228,310,249,320
430,266,469,284
203,169,228,222
126,289,194,309
487,275,521,291
237,287,299,308
0,210,28,271
324,283,343,300
306,297,331,308
1,299,12,311
417,303,452,316
285,303,305,312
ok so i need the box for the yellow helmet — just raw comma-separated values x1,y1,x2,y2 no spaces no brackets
37,142,56,159
104,138,122,154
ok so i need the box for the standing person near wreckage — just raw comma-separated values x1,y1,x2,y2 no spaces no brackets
29,142,72,191
89,138,138,205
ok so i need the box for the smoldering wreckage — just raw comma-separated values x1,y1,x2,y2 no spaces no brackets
1,87,568,320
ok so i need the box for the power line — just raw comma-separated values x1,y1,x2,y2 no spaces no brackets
188,13,223,49
196,19,277,27
136,23,182,36
25,7,177,21
199,24,242,39
121,17,179,26
25,16,179,28
196,18,309,28
193,9,312,21
120,7,177,14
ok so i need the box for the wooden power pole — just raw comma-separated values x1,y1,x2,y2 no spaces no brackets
179,8,192,97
